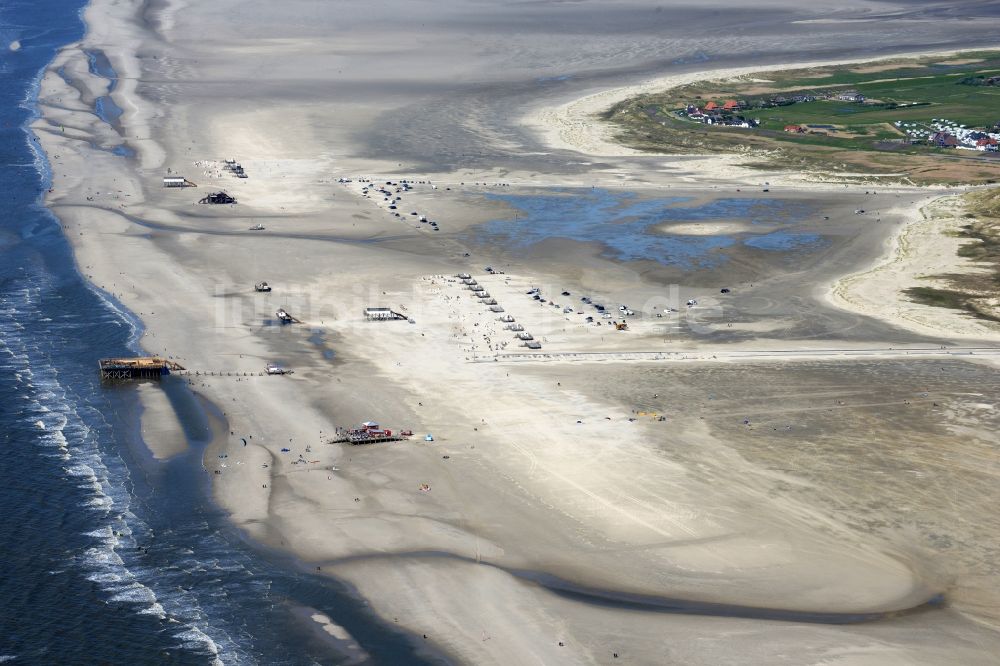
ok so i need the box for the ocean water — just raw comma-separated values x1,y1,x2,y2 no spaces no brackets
476,189,822,266
0,2,433,664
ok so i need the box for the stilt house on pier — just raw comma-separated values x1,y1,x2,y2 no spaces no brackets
99,357,185,380
199,191,237,205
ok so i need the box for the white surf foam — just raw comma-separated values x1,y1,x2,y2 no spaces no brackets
1,257,257,665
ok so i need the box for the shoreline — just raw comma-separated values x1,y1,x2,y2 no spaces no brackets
31,0,445,659
32,0,1000,662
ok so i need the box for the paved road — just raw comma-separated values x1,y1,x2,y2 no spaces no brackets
476,346,1000,364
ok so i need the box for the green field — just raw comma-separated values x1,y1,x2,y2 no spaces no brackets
605,50,1000,184
751,70,1000,132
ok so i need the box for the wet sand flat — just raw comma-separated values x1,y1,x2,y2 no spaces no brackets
33,0,1000,662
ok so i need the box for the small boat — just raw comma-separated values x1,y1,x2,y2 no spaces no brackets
276,309,295,323
254,281,272,292
249,223,265,231
266,363,293,375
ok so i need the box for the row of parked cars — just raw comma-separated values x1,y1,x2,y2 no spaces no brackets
523,287,638,325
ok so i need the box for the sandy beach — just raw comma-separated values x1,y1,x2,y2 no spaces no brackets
33,0,1000,662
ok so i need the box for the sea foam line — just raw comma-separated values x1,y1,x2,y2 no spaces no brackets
0,282,234,661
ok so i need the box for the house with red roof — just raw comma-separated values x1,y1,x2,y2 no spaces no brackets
703,101,718,111
931,131,959,148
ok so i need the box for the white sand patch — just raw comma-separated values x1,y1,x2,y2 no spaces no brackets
310,613,351,641
659,221,757,236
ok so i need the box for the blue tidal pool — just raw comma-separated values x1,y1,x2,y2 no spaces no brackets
475,189,823,267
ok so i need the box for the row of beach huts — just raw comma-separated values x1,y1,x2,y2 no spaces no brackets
458,273,542,350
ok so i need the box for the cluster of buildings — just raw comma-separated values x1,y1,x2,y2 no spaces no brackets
897,118,1000,152
833,91,867,103
682,101,759,128
680,90,868,128
680,94,999,153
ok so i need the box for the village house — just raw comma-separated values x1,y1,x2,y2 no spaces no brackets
977,138,999,152
931,131,960,148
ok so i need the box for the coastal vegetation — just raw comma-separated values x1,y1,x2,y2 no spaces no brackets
906,187,1000,321
603,51,1000,185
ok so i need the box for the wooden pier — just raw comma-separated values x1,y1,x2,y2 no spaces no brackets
99,357,185,380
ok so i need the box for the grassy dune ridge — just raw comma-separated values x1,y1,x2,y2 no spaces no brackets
907,187,1000,321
